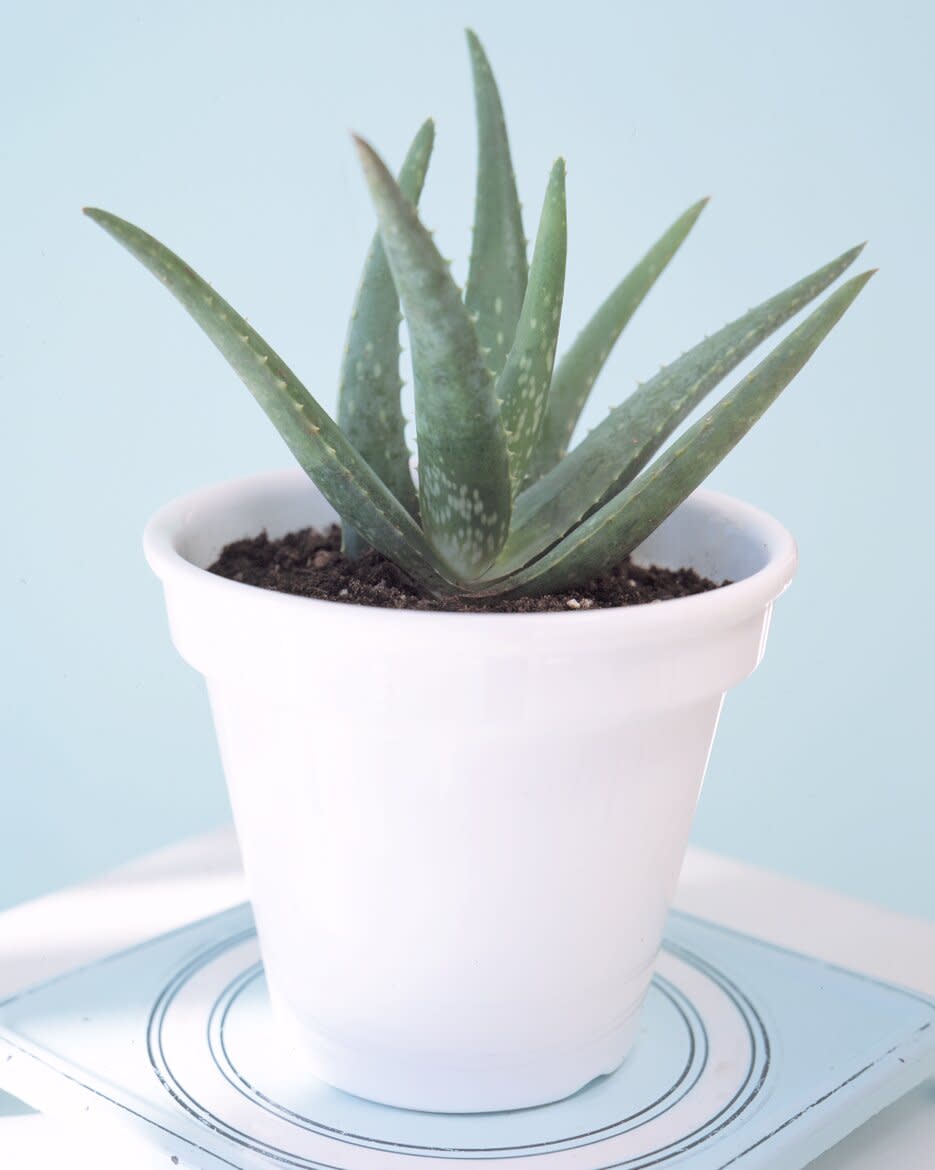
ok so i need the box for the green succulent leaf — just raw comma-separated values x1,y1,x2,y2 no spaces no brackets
83,208,455,596
500,270,874,597
528,197,709,482
464,29,528,380
353,136,512,580
497,159,567,493
338,118,434,557
496,243,865,577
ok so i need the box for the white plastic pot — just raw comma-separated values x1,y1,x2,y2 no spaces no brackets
144,468,796,1113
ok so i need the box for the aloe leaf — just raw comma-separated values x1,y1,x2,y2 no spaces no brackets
496,243,865,577
464,29,528,380
528,197,709,481
338,119,434,557
500,271,874,597
497,159,567,493
354,136,512,580
83,208,455,596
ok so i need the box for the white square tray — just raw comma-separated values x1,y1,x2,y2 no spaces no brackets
1,903,933,1169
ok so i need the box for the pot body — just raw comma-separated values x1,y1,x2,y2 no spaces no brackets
145,469,796,1112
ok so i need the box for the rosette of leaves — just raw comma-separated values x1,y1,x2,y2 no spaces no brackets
85,30,872,600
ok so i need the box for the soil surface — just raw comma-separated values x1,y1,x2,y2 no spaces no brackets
209,525,727,613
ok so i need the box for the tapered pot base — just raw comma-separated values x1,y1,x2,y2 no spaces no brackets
270,993,644,1114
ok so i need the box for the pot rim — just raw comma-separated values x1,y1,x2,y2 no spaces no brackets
144,468,797,635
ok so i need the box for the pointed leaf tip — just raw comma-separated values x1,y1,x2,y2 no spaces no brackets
465,28,485,56
351,134,388,174
842,242,867,264
680,197,710,226
836,268,876,297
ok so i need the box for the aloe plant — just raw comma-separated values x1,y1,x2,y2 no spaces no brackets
85,31,872,600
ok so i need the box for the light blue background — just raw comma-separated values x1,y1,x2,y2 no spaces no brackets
2,1,932,917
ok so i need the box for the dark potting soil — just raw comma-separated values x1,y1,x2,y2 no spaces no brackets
208,525,728,613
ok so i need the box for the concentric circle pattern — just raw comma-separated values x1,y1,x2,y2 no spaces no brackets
148,929,769,1169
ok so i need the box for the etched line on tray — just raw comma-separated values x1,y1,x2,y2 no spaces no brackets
210,963,706,1154
146,927,767,1167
